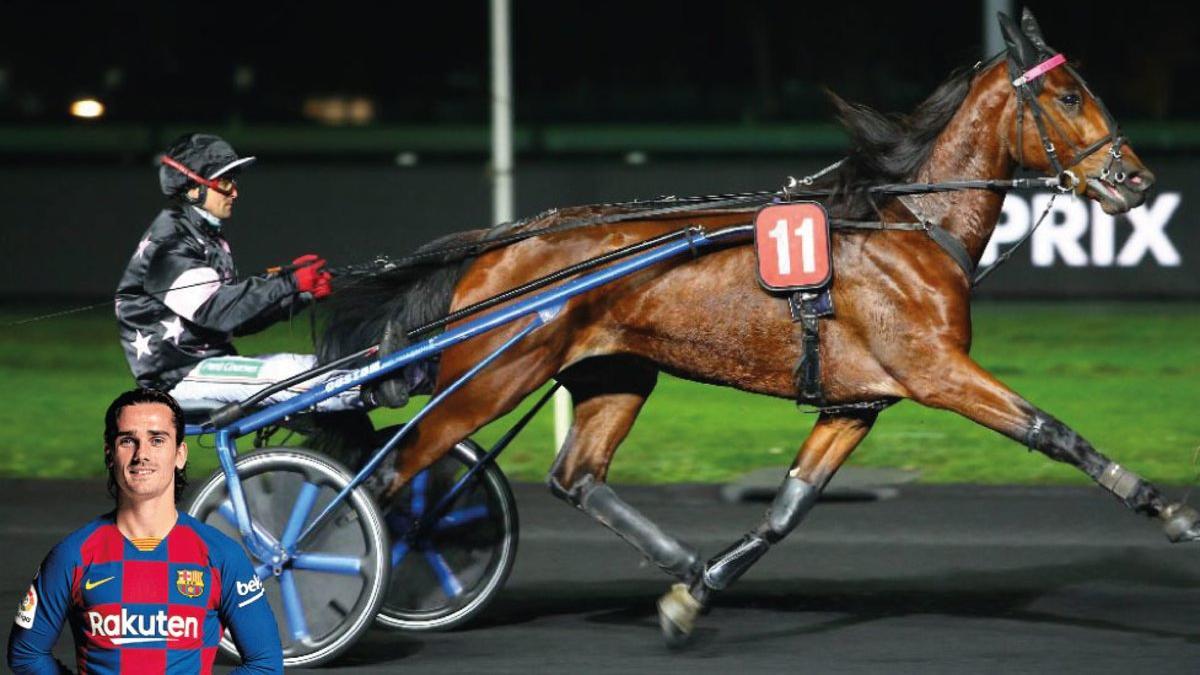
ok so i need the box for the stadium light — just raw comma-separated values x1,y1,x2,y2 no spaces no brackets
70,98,105,119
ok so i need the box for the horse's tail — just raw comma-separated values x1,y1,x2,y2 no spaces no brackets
316,229,487,367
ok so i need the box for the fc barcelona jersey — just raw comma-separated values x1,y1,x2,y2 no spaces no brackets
7,511,282,674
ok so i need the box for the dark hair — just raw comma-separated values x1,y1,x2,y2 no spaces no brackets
103,388,188,504
820,66,976,221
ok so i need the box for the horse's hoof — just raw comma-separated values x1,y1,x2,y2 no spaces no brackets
657,583,702,649
1162,503,1200,542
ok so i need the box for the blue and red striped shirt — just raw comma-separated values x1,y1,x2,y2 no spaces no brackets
8,511,282,674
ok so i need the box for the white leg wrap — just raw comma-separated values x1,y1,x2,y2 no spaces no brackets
1097,463,1142,501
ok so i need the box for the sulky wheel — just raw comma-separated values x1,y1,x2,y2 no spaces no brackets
186,448,389,668
375,439,519,631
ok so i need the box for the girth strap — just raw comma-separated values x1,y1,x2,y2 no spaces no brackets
789,291,834,406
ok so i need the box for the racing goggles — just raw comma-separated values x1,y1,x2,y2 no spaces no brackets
160,155,240,197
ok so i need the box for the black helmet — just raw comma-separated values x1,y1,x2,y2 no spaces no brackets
158,133,256,198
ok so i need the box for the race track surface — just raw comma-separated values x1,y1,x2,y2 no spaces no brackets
3,479,1199,673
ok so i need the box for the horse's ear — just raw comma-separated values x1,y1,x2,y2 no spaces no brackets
997,11,1038,68
1019,8,1055,55
998,11,1045,92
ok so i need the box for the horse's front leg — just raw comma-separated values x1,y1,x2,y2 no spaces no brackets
657,409,879,647
899,350,1198,538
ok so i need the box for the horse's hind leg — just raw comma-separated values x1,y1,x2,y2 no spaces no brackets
901,350,1199,538
657,409,879,647
384,346,561,493
546,355,702,581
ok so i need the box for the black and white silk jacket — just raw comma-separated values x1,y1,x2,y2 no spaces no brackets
115,203,303,390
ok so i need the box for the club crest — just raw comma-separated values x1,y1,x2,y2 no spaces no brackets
175,569,205,599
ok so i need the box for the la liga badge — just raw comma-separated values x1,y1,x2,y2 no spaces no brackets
15,584,36,628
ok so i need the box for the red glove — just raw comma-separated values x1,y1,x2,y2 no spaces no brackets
292,254,333,300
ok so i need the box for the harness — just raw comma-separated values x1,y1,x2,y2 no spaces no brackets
327,50,1124,412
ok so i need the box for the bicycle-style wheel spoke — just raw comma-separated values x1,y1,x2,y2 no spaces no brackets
434,504,490,531
279,569,311,641
422,548,464,598
410,470,429,517
281,482,322,549
291,552,364,576
391,541,410,568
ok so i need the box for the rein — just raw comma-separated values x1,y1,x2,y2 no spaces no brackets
332,172,1068,283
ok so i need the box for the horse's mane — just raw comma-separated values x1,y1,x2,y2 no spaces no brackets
819,65,976,220
496,64,979,226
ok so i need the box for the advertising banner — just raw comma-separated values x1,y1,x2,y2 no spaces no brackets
2,156,1196,299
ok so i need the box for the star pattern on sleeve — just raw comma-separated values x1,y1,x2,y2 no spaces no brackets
130,330,154,360
160,316,185,346
134,237,152,260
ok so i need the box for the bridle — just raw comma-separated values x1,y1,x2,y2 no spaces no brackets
1006,51,1128,195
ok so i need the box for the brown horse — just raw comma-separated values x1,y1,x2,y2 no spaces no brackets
320,9,1194,646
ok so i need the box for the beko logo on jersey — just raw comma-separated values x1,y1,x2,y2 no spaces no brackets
235,575,265,608
236,575,263,596
86,609,198,644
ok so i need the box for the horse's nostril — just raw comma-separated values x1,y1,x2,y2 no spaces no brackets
1126,169,1155,191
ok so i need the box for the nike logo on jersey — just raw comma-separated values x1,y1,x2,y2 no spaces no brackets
84,576,115,591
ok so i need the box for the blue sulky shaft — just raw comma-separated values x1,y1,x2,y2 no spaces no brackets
230,228,716,439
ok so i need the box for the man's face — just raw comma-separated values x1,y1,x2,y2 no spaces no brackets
201,178,237,219
108,403,187,504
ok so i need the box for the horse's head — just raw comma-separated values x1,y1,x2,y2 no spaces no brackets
998,8,1154,214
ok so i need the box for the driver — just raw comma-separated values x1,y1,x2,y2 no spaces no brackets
114,133,365,411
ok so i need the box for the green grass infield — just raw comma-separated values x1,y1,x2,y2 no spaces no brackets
2,301,1197,486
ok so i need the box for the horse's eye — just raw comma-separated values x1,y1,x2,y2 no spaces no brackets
1059,93,1081,108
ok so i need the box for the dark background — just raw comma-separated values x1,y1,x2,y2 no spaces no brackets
1,1,1196,298
3,1,1197,125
